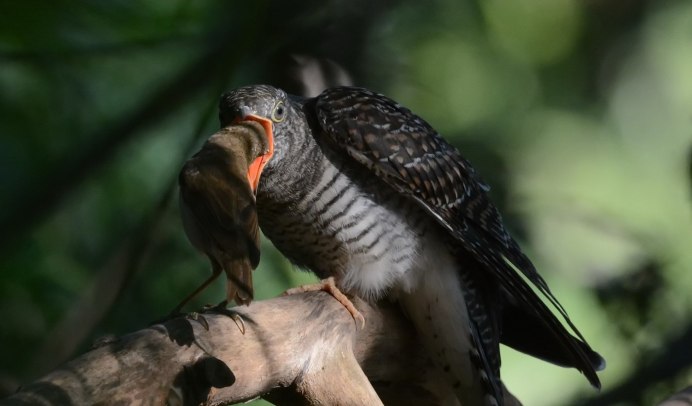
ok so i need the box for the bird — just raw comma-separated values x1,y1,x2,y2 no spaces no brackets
176,120,273,312
216,84,604,405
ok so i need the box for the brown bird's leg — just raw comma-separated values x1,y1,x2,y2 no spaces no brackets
169,271,245,334
171,265,222,315
284,277,365,329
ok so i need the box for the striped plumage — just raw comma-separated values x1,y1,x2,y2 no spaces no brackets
219,85,604,405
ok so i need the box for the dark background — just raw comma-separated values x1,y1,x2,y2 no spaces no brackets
1,1,691,404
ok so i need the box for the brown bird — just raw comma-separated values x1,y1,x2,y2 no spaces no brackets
174,120,273,312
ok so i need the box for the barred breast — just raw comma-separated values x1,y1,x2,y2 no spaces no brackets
257,140,435,300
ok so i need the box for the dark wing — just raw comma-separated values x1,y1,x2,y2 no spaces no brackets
313,86,602,387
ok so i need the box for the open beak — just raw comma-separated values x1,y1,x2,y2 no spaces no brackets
233,114,274,194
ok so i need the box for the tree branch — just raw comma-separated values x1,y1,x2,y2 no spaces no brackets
658,386,692,406
2,291,471,406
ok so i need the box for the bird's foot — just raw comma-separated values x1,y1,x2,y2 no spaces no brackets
184,311,211,331
156,301,244,334
202,300,246,335
150,308,210,330
284,277,365,329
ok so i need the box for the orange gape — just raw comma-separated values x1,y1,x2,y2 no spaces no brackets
235,115,274,193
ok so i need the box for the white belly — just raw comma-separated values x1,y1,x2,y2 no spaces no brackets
336,199,427,300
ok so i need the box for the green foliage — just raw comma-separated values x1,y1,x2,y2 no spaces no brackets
1,1,690,404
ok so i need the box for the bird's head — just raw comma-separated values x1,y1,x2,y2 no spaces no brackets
219,84,301,193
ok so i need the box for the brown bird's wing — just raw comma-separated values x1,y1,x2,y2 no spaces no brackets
179,156,260,305
312,86,603,387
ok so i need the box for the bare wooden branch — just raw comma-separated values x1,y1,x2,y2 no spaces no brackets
2,291,476,406
1,290,528,405
658,386,692,406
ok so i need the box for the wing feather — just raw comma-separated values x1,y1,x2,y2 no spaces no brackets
313,86,601,387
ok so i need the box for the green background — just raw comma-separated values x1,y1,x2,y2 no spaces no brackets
1,1,691,404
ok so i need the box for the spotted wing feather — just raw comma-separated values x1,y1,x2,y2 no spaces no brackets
313,86,602,388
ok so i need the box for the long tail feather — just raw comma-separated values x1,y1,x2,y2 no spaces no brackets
460,228,602,388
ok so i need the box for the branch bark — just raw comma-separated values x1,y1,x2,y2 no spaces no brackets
2,291,470,406
658,387,692,406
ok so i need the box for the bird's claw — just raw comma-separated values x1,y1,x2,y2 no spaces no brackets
185,311,210,330
149,309,211,331
157,300,246,334
200,300,246,335
354,312,366,330
232,313,246,335
284,276,365,330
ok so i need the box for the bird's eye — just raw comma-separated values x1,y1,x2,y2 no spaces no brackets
271,102,286,122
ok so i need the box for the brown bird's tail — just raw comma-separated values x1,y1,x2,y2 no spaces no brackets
224,256,254,306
